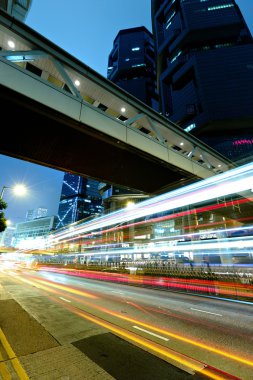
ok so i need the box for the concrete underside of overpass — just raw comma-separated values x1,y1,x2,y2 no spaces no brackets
0,85,200,194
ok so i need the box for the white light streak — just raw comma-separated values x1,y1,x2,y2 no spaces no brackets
51,162,253,243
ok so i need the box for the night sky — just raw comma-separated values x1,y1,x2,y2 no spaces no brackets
0,0,252,224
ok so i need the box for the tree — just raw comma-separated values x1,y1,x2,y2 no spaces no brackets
0,199,7,232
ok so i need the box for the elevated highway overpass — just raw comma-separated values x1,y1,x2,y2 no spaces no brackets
0,11,233,194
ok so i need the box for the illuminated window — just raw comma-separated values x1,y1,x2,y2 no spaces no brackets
184,123,196,133
166,11,176,29
132,63,146,67
215,43,233,48
171,50,182,63
208,4,234,11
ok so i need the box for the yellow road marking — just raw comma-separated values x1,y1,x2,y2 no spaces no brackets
0,341,12,379
0,361,12,380
0,328,29,380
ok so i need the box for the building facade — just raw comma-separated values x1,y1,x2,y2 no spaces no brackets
57,173,103,229
0,0,32,22
12,215,57,249
26,207,48,221
0,225,15,247
108,26,159,110
151,0,253,162
99,183,149,213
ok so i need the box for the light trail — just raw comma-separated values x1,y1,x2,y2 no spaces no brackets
34,278,98,299
49,197,253,246
77,235,253,256
15,272,253,369
50,162,253,242
37,266,253,299
15,275,98,299
50,197,253,246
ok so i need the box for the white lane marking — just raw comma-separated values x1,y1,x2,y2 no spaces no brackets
111,291,124,294
59,297,71,303
133,325,169,341
190,308,222,316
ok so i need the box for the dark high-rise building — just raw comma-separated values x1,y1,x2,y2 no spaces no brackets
152,0,253,162
98,183,148,213
59,28,158,224
108,26,159,110
106,26,159,209
57,173,103,229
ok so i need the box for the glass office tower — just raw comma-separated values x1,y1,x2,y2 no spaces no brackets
108,26,159,110
152,0,253,162
26,207,48,221
105,27,158,209
0,0,32,22
57,173,103,229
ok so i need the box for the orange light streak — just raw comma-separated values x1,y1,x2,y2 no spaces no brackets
126,301,154,317
101,308,253,368
35,278,98,299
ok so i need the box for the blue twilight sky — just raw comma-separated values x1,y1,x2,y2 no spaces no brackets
0,0,252,224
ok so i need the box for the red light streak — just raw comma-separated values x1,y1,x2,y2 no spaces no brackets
37,266,253,300
51,197,253,246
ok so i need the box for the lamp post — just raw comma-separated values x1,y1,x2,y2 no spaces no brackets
0,184,27,232
0,186,9,200
0,184,27,200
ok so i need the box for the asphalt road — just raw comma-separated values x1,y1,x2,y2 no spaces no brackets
3,267,253,379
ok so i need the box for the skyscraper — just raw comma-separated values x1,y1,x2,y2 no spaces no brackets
0,0,32,22
108,26,159,110
13,215,57,249
151,0,253,162
0,224,15,247
26,207,48,221
105,26,159,210
57,173,103,229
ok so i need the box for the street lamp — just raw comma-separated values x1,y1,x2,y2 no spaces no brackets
0,184,27,200
126,201,135,209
